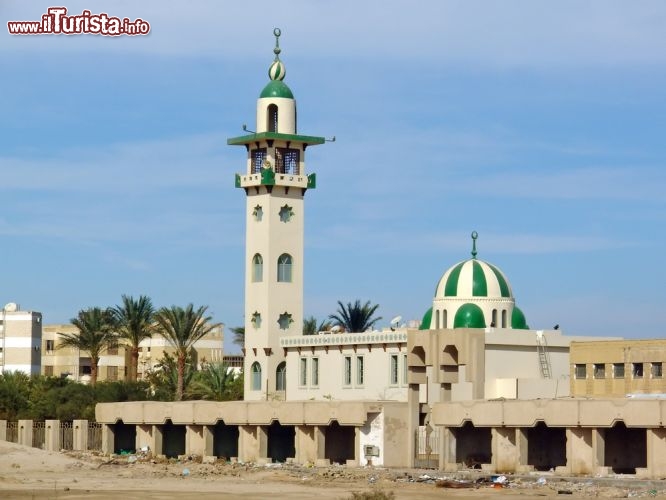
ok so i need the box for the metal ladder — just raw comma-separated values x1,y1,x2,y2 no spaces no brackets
536,331,552,379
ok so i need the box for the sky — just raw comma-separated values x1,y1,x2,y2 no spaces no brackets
2,1,665,354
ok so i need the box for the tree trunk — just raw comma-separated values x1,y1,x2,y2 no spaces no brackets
176,352,185,401
130,346,139,382
91,357,99,387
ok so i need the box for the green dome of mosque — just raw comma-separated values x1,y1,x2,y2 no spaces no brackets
419,307,433,330
453,303,486,328
260,80,294,99
511,306,529,330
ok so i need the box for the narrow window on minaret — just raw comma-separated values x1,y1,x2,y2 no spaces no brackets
251,148,267,174
252,254,263,282
253,205,263,221
276,362,286,391
279,205,293,223
267,104,278,132
275,148,300,174
251,362,262,390
277,254,292,282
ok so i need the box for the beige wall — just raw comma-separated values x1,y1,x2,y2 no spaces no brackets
0,309,42,375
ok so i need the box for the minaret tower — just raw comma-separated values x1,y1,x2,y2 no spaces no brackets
228,29,325,401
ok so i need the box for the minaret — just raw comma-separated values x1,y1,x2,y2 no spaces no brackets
228,29,325,401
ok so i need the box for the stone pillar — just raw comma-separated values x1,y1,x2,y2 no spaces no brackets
592,428,607,475
346,426,360,467
646,428,666,478
566,428,593,475
406,383,420,468
185,424,205,455
135,424,154,453
18,420,33,447
294,425,317,465
492,427,518,473
0,420,7,441
203,425,214,457
153,424,164,456
441,427,457,472
44,420,61,452
516,428,529,471
73,420,88,451
315,425,326,461
101,423,115,454
238,425,265,463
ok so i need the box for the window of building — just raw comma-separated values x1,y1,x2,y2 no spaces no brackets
275,148,300,174
390,354,399,385
251,148,267,174
435,310,440,329
344,356,352,386
593,363,605,379
45,339,55,353
251,311,262,329
251,362,262,390
276,362,286,391
81,365,92,376
652,362,663,378
501,309,507,328
44,365,54,376
252,254,263,282
279,204,294,223
299,358,307,386
277,254,293,282
278,312,293,330
613,363,624,379
574,364,587,379
632,363,644,378
253,205,263,222
311,357,319,387
356,356,364,386
107,366,118,381
267,104,278,132
491,309,497,328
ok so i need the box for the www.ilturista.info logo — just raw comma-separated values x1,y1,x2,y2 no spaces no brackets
7,7,151,36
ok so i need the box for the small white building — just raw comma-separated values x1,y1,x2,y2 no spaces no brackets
0,302,42,375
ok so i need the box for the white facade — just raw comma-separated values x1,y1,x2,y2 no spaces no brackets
0,305,42,375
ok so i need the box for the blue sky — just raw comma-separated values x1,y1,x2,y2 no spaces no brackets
2,1,665,353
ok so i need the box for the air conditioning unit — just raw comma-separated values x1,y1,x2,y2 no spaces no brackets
364,445,379,457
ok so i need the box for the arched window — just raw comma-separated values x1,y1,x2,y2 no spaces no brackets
491,309,497,328
267,104,278,132
252,254,263,282
251,362,262,391
277,253,292,282
276,362,286,391
435,310,440,329
501,309,507,328
443,310,448,329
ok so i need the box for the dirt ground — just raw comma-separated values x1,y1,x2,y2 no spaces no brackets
1,441,666,500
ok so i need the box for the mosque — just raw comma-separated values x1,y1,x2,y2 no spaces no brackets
95,29,666,477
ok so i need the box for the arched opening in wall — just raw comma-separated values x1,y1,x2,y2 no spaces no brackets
275,148,300,174
527,422,566,471
277,254,293,282
251,148,267,174
491,309,497,327
604,422,646,474
267,421,295,462
501,310,507,328
251,362,262,391
162,419,186,458
267,104,278,132
325,420,355,464
443,310,448,328
252,254,263,282
213,420,239,459
275,361,286,391
435,310,440,329
453,421,491,468
112,420,136,454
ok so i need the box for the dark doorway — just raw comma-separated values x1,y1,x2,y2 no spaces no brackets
113,420,136,454
213,421,239,459
605,422,646,474
454,422,491,468
527,422,566,471
267,421,295,463
162,419,185,459
325,421,355,464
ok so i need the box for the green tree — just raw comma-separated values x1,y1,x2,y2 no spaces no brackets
153,304,221,401
303,316,331,335
0,371,31,420
230,326,245,349
146,352,196,401
329,300,382,333
59,307,117,386
188,362,240,401
111,294,155,382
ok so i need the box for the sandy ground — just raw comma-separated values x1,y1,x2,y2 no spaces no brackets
2,441,666,500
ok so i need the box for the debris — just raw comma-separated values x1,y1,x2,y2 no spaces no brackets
537,476,547,485
435,479,475,489
181,468,190,477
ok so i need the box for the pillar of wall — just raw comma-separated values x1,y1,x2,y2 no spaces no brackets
441,427,457,472
294,425,317,464
566,428,593,475
18,420,33,447
185,425,206,455
646,428,666,478
135,424,155,453
515,428,529,471
73,420,88,451
238,425,266,462
347,426,360,467
44,420,60,452
0,420,7,441
492,427,519,473
592,428,607,475
406,383,419,468
153,425,164,456
203,425,214,457
101,424,115,454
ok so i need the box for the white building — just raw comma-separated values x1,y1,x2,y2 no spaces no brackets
0,302,42,375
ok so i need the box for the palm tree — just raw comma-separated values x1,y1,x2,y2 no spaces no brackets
230,326,245,349
59,307,117,386
111,295,155,382
303,316,332,335
329,300,382,333
153,304,221,401
188,362,237,401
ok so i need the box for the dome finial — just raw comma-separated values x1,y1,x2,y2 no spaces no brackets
471,231,478,259
268,28,286,81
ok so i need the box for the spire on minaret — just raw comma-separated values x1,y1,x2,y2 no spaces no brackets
268,28,286,81
471,230,478,259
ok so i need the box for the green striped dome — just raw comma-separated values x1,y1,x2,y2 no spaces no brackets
511,306,529,330
435,259,513,299
453,303,486,328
